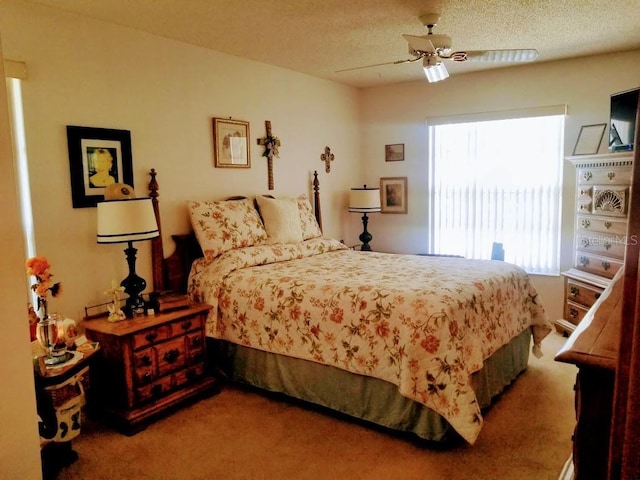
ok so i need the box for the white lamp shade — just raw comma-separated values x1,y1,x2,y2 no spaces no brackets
97,198,160,244
349,187,381,213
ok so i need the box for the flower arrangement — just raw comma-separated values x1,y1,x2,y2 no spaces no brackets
261,135,280,158
25,256,62,318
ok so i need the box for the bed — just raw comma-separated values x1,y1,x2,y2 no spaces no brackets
148,169,551,445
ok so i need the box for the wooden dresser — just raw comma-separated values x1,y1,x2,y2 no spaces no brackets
555,267,623,480
555,152,633,336
83,304,217,433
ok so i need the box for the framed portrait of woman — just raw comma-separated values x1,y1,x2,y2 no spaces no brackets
67,126,133,208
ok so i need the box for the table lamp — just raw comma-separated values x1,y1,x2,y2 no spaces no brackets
97,197,159,317
349,185,381,251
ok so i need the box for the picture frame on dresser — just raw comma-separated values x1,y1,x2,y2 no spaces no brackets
572,123,607,156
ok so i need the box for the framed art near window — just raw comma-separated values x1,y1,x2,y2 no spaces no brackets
385,143,404,162
67,126,134,208
380,177,407,214
212,118,251,168
573,123,606,156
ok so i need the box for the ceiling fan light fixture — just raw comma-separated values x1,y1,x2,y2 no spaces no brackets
423,57,449,82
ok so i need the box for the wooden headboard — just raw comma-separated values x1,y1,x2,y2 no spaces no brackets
148,169,323,294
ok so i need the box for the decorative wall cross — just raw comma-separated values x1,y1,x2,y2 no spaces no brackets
257,120,280,190
320,146,335,173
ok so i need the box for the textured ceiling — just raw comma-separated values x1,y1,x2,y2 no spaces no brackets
27,0,640,88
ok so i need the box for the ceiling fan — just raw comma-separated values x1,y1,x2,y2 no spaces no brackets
337,14,538,82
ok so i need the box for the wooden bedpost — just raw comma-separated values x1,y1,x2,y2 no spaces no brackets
149,168,165,292
313,170,322,232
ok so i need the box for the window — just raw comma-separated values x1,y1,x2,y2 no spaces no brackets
427,110,565,275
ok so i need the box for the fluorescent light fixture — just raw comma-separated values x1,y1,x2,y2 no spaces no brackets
423,57,449,83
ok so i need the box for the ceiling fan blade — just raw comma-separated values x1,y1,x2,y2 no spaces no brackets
451,49,538,63
335,56,421,73
402,34,436,54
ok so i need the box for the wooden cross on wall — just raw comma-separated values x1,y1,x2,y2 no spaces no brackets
257,120,281,190
320,146,334,173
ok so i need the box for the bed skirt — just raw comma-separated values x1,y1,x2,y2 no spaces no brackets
208,328,532,443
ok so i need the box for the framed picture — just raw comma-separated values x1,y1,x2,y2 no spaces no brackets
380,177,408,214
212,118,251,168
385,143,404,162
573,123,607,156
66,126,134,208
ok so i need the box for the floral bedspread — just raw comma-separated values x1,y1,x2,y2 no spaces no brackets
188,238,551,444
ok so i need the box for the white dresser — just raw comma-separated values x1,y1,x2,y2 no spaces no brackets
555,151,634,336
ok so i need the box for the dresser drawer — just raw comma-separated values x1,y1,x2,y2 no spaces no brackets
565,300,589,326
131,315,204,351
136,363,206,404
577,166,632,186
575,252,623,279
575,232,627,259
576,215,628,236
566,278,604,309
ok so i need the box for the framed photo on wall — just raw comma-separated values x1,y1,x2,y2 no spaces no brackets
67,126,133,208
212,118,251,168
385,143,404,162
380,177,407,214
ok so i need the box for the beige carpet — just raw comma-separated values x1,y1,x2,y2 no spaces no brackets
60,332,576,480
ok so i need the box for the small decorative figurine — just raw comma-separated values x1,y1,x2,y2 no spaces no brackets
105,280,126,322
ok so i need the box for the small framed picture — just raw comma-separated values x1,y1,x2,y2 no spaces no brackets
212,118,251,168
573,124,606,156
66,126,134,208
385,143,404,162
380,177,408,214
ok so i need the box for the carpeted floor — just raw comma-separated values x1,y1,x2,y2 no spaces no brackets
59,332,576,480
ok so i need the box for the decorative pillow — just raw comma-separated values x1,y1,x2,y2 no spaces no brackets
297,194,322,240
255,195,304,244
188,198,268,259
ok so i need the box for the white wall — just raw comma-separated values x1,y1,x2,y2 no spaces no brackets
359,50,640,320
0,1,362,321
0,38,43,480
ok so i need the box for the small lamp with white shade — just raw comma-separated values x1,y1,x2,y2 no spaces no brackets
97,195,159,317
349,185,381,251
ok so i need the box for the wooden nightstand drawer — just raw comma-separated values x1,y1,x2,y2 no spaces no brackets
131,316,203,351
136,363,205,404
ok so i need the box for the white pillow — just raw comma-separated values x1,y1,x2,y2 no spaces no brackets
255,196,304,244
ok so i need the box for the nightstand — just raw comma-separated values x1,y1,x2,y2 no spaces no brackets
83,303,217,434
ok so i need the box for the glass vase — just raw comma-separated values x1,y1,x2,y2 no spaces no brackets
36,315,61,365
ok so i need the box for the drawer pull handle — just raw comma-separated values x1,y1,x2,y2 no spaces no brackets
151,384,163,396
604,221,612,230
581,237,590,247
570,286,579,298
140,355,151,366
191,335,201,347
602,261,611,271
583,171,593,181
607,171,615,180
578,256,589,267
142,372,153,384
604,241,611,250
164,349,180,364
145,332,158,343
181,320,192,330
581,219,591,229
569,308,579,319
